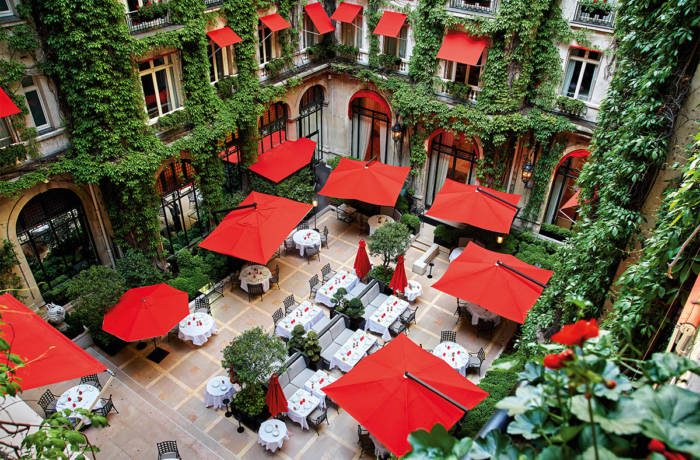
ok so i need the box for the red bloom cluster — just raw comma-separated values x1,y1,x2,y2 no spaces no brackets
543,349,574,370
551,319,599,346
648,439,688,460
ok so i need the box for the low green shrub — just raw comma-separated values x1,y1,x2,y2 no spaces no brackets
233,384,266,417
539,223,574,241
115,249,165,288
369,265,394,285
288,324,306,353
401,213,421,233
250,167,314,204
396,194,410,213
516,242,556,270
167,249,210,299
433,224,462,247
326,155,341,170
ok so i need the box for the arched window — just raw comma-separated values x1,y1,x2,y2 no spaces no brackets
156,159,205,254
425,131,478,205
17,189,98,302
349,91,390,163
298,85,325,161
258,102,288,153
220,130,242,192
543,150,590,228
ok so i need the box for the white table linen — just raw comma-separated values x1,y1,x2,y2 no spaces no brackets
303,370,336,407
178,312,217,346
466,303,501,326
315,270,359,307
366,295,409,341
275,302,325,339
239,265,272,292
449,247,464,262
293,229,321,256
204,375,235,409
368,214,394,236
433,341,469,375
404,280,423,302
286,388,320,430
258,419,288,452
56,384,102,424
330,329,377,372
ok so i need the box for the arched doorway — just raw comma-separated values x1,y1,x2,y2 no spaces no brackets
298,85,325,161
156,158,205,254
16,189,98,302
543,149,590,228
259,102,288,153
349,90,391,163
424,130,479,206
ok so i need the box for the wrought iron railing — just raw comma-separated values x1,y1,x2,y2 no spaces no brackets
571,2,615,29
125,9,172,34
447,0,498,15
434,79,481,104
203,0,224,8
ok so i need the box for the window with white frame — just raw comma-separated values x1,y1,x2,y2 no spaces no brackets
562,48,601,102
138,54,182,120
126,0,161,12
0,120,12,147
341,14,362,48
382,25,408,59
302,12,318,49
0,0,14,17
209,42,237,83
21,77,51,131
258,21,274,64
443,53,484,87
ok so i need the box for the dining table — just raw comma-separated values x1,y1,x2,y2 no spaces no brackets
432,341,469,375
286,388,320,430
292,229,321,256
56,384,103,424
303,369,336,407
204,375,236,409
368,214,394,236
465,303,501,326
404,280,423,302
258,419,289,452
330,329,377,373
178,312,217,346
275,301,325,339
366,295,409,341
315,270,359,307
239,264,272,292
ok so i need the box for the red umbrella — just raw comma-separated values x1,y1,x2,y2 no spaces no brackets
389,254,408,294
318,158,410,206
426,179,521,234
265,374,288,417
323,334,488,457
199,191,312,264
0,294,107,390
353,240,372,279
432,243,553,324
102,283,189,342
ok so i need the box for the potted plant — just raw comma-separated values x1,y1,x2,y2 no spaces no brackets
303,331,322,370
231,385,268,429
401,213,421,236
330,287,348,318
287,324,306,355
338,297,366,330
433,224,462,248
368,222,411,292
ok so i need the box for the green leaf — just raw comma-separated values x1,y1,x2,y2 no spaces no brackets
640,352,700,384
507,409,556,440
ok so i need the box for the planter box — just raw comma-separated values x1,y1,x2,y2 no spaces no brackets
235,406,271,432
72,327,93,349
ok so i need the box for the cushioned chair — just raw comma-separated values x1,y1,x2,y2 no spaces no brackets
283,238,295,255
305,246,321,263
333,328,354,345
157,441,181,460
311,315,331,333
389,319,406,337
400,304,419,328
440,330,456,343
369,293,388,309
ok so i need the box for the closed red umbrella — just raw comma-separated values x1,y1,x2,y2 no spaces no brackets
0,294,107,390
426,179,521,234
102,283,189,342
265,374,288,417
389,254,408,294
199,191,312,264
318,158,410,206
323,334,488,457
432,243,553,324
353,240,371,279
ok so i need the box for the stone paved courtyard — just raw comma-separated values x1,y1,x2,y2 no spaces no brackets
23,210,516,459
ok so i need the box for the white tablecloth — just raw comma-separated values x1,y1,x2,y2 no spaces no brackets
404,280,423,302
466,303,501,326
204,375,235,409
178,312,217,346
368,214,394,236
433,341,469,375
315,270,359,307
293,229,321,256
330,329,376,373
258,419,288,452
370,433,391,458
56,384,102,424
303,370,336,407
449,247,464,262
286,388,320,430
275,302,325,339
239,265,271,292
366,295,409,341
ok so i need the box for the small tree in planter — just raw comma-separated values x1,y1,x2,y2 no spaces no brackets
330,287,348,318
303,331,322,370
369,222,411,268
287,324,306,355
336,297,366,329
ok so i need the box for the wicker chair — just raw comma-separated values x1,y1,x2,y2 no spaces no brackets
156,441,181,460
270,264,280,289
400,304,418,327
320,226,329,248
440,330,456,343
38,390,57,418
467,347,486,376
80,374,102,390
307,406,329,434
321,263,335,283
247,283,264,302
283,294,298,314
308,274,320,299
194,296,211,315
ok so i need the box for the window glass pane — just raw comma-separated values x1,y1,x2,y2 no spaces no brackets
214,44,224,81
454,63,468,83
354,16,362,48
577,62,597,101
209,44,217,82
258,26,265,63
265,31,273,61
0,120,11,147
155,69,171,114
588,51,601,61
398,27,407,59
467,65,480,86
571,48,586,58
0,0,11,12
564,60,582,98
443,60,453,80
138,60,151,72
153,56,165,66
384,37,397,56
141,73,158,118
304,14,315,48
24,89,48,128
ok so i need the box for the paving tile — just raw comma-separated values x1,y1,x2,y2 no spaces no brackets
207,418,256,456
169,352,222,390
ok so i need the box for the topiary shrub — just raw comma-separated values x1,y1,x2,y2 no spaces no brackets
288,324,306,353
401,213,421,234
303,331,322,365
539,223,574,241
167,249,210,300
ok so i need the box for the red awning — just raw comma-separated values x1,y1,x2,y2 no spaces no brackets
373,11,407,38
426,179,522,234
432,243,553,324
0,294,107,390
0,87,20,119
323,334,489,457
305,2,334,35
207,26,242,47
219,145,240,164
555,148,590,169
331,2,363,23
559,190,580,212
318,158,410,207
437,31,488,66
199,191,312,264
347,89,391,121
249,138,316,183
260,13,291,32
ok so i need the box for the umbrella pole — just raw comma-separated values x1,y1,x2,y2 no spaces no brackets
496,261,548,289
404,372,469,412
476,187,519,210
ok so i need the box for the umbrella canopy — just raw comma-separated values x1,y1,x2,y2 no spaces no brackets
265,374,288,417
323,334,488,457
389,254,408,293
559,190,580,212
432,243,553,324
354,240,372,279
199,191,312,264
102,283,189,342
425,179,521,234
0,294,107,390
318,158,410,207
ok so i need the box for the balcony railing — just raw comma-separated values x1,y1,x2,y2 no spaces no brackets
434,79,480,104
571,3,615,29
447,0,498,15
125,9,172,34
203,0,224,8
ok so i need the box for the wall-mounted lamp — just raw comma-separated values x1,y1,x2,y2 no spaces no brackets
521,161,534,189
391,121,404,159
496,235,504,245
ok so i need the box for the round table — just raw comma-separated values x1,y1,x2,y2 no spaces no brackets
368,215,394,236
258,419,289,453
178,312,217,346
433,341,469,375
466,304,501,326
404,280,423,302
292,229,321,256
239,265,272,292
56,384,102,424
204,375,235,409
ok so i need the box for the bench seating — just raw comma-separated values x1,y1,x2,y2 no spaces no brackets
412,243,440,275
278,352,314,399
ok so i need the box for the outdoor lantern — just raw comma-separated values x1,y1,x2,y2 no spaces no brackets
521,161,534,187
391,121,404,156
496,235,504,244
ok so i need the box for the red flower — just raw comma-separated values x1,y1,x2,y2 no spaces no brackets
649,440,666,453
542,349,575,370
648,439,689,460
551,319,599,346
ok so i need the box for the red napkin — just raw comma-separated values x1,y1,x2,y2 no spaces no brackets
319,378,325,384
342,275,346,280
301,399,305,404
360,336,364,341
291,319,295,324
347,350,351,356
329,286,334,291
443,353,446,357
457,351,461,355
72,403,76,408
304,307,309,312
381,313,386,318
67,397,71,402
447,346,451,350
393,301,397,305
